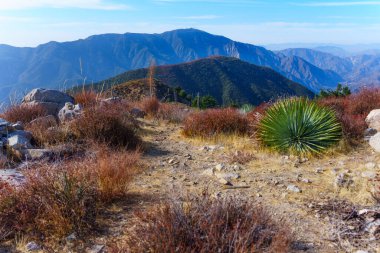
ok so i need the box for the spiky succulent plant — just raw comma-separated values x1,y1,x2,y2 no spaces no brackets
257,98,342,155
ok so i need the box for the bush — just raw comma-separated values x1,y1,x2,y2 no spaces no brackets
257,98,342,155
0,165,97,240
1,104,48,124
70,105,141,149
156,103,190,123
96,148,141,202
317,88,380,139
0,147,141,241
116,195,291,253
183,108,249,138
140,97,160,117
73,89,99,108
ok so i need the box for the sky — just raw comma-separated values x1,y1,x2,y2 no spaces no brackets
0,0,380,47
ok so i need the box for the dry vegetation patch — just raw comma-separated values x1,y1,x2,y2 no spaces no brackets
114,195,291,253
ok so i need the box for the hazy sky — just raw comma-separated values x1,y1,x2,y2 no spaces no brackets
1,0,380,47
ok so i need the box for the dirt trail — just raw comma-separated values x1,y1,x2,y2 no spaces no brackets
84,119,379,253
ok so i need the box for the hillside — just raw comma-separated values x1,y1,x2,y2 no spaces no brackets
0,29,339,103
96,57,314,106
107,78,190,104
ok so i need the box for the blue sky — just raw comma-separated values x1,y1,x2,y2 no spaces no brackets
0,0,380,46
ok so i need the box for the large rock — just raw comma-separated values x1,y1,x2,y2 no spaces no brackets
369,132,380,152
58,102,82,122
7,130,33,150
366,109,380,131
22,88,75,116
23,88,74,104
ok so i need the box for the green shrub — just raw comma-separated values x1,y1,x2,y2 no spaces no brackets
257,98,342,155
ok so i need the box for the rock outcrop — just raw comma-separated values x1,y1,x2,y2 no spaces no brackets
58,102,82,122
22,88,75,116
0,118,50,161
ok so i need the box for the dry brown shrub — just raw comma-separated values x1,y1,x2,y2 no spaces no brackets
95,148,141,202
73,89,100,108
69,104,141,149
139,97,160,117
1,104,48,124
156,103,190,123
183,108,249,138
113,195,291,253
0,146,142,241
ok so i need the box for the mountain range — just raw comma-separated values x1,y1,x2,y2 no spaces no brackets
0,29,344,103
95,56,314,106
279,48,380,90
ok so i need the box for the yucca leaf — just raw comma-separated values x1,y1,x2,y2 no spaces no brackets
257,98,342,155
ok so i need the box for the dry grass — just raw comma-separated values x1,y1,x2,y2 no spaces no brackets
183,108,249,138
1,104,48,124
0,145,142,242
73,89,100,108
139,97,160,117
96,148,141,202
114,195,291,253
156,103,190,123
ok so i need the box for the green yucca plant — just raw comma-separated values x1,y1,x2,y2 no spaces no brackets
257,98,342,155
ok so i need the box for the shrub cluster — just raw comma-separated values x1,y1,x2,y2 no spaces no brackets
69,104,141,149
1,104,49,124
183,108,249,138
0,147,141,241
115,195,291,253
73,89,99,108
318,88,380,139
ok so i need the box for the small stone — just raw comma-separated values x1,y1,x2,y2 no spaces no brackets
215,172,240,181
25,241,41,252
315,167,324,173
66,233,77,241
215,163,225,172
365,162,377,170
219,178,231,185
287,184,301,193
301,178,312,184
87,244,105,253
361,171,377,179
355,250,369,253
202,168,214,176
256,193,262,197
365,219,380,234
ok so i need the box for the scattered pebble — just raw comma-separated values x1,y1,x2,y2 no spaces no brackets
287,184,301,193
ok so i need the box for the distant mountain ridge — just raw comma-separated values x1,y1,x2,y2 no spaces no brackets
94,56,314,106
278,48,380,89
0,28,345,103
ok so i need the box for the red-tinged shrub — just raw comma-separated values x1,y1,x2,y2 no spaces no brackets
69,105,141,149
346,88,380,115
74,89,99,108
0,146,142,241
113,195,292,253
182,108,249,138
0,165,98,240
1,104,48,124
156,103,190,123
317,88,380,139
139,97,160,117
95,148,141,202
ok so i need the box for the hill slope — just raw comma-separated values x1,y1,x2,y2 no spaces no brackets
97,57,314,106
0,29,339,103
